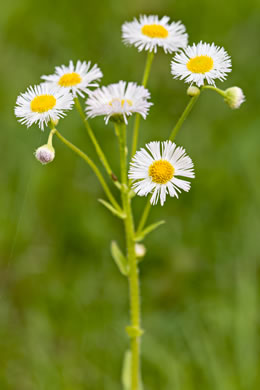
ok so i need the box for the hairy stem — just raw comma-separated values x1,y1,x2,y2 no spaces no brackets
169,95,200,141
116,122,142,390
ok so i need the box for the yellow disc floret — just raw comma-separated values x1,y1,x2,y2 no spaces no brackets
58,72,82,87
141,24,169,39
149,160,174,184
31,95,56,113
187,55,214,74
109,98,133,107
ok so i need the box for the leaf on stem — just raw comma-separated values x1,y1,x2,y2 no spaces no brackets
111,241,129,276
135,220,165,242
98,199,126,219
122,350,131,390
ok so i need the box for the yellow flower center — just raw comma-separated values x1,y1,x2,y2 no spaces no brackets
30,95,56,113
109,98,133,107
141,24,169,39
149,160,174,184
187,55,214,74
58,72,82,87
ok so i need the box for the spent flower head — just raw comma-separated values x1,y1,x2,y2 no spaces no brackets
85,81,152,124
15,84,74,130
122,15,188,53
41,60,103,98
171,41,232,87
129,141,195,206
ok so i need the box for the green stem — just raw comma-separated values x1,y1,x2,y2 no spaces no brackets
169,95,199,141
131,51,154,158
47,128,56,146
202,85,226,97
54,128,122,213
137,196,152,235
116,122,141,390
74,97,120,188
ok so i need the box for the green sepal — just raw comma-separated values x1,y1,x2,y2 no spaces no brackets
135,220,165,242
111,241,129,276
122,350,131,390
98,199,126,219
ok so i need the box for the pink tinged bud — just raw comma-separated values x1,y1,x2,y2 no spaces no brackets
35,144,55,165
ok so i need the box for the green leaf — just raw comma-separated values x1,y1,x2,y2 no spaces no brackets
111,241,129,276
122,350,131,390
135,220,165,242
98,199,126,219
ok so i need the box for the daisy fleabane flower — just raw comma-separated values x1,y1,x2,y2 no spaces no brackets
122,15,188,54
171,41,232,87
41,60,103,97
129,141,194,206
85,81,152,124
14,84,74,130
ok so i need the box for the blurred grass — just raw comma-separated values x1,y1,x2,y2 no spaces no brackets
0,0,260,389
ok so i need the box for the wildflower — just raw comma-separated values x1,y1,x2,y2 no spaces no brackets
224,87,245,109
171,41,231,87
41,60,103,98
129,141,194,206
35,144,55,164
85,81,152,124
15,84,74,130
122,15,188,53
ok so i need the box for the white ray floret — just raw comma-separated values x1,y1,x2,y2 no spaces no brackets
129,141,195,206
171,41,232,87
14,84,74,130
41,60,103,97
85,81,152,124
122,15,188,53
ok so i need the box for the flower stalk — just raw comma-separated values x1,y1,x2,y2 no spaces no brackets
131,51,154,158
74,97,120,188
53,127,122,213
116,122,142,390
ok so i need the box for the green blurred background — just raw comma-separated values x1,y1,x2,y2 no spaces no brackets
1,0,260,389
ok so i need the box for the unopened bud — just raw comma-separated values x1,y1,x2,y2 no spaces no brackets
187,86,200,97
224,87,245,109
35,144,55,165
135,243,146,258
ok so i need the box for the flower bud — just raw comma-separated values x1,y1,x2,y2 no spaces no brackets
224,87,245,109
187,86,200,97
35,144,55,165
135,243,146,258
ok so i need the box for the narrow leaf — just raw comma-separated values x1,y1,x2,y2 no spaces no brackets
111,241,129,276
98,199,126,219
122,350,131,390
135,220,165,242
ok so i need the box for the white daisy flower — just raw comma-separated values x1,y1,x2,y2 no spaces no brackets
224,87,245,109
122,15,188,54
15,84,74,130
41,60,103,97
129,141,194,206
171,41,232,87
85,81,152,124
